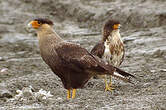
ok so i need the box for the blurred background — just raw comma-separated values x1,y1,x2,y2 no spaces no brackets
0,0,166,109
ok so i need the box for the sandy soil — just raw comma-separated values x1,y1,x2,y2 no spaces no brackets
0,0,166,109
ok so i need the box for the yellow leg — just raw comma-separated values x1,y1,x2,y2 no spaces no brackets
104,76,114,92
67,89,71,99
72,89,76,99
108,76,112,87
108,76,115,90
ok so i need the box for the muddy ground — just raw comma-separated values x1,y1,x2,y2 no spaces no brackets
0,0,166,109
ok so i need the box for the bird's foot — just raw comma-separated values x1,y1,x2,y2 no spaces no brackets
105,83,115,92
104,78,115,92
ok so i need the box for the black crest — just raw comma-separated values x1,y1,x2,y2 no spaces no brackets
104,19,120,31
34,18,54,25
103,19,120,41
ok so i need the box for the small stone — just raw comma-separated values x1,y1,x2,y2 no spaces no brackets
150,70,156,73
0,68,8,73
0,90,13,98
22,87,33,97
160,69,166,72
57,97,62,100
0,57,5,61
152,49,164,58
0,57,3,61
2,92,13,98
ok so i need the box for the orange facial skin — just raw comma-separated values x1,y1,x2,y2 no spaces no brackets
28,21,41,29
113,24,121,30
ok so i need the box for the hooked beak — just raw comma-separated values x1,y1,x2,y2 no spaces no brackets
27,21,40,29
27,21,33,28
118,24,121,29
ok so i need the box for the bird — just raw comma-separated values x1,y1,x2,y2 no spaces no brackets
91,19,125,92
28,18,135,99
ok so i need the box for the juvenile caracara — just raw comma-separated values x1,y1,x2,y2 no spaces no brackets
28,18,135,99
91,19,125,92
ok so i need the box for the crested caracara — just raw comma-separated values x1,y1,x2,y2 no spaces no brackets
28,18,135,99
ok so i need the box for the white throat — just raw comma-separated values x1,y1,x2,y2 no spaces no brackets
110,29,122,42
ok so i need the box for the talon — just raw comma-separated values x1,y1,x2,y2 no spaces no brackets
105,82,115,92
104,76,115,92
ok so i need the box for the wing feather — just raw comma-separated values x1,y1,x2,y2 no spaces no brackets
55,42,114,74
90,42,105,58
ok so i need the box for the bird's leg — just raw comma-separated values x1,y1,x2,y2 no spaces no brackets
72,89,76,99
104,76,110,92
67,89,71,99
105,75,114,92
108,76,115,90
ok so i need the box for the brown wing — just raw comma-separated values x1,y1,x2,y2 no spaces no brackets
42,42,136,86
55,42,115,74
116,41,125,66
120,46,125,65
90,41,105,58
42,42,115,89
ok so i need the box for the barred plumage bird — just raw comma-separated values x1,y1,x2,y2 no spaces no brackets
91,19,125,92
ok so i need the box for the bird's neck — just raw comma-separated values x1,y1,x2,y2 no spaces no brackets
109,30,122,42
37,24,63,44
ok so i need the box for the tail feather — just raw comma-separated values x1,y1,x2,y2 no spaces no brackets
104,64,137,84
114,67,136,78
113,67,140,84
111,74,132,83
91,55,138,83
111,73,135,84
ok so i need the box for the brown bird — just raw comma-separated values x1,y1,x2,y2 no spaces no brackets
91,19,125,92
28,18,135,99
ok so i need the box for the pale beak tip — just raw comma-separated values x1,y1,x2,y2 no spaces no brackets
118,24,121,29
27,23,32,28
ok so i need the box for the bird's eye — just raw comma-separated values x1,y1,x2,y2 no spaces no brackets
38,21,41,24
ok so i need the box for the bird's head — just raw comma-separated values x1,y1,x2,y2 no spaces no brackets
103,19,121,41
28,18,54,29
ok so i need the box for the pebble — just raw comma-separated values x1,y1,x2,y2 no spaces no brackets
0,57,4,61
150,70,156,73
152,49,164,58
0,68,8,73
0,87,13,99
160,69,166,72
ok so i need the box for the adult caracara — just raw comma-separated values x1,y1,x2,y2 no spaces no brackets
28,18,135,99
91,19,124,92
